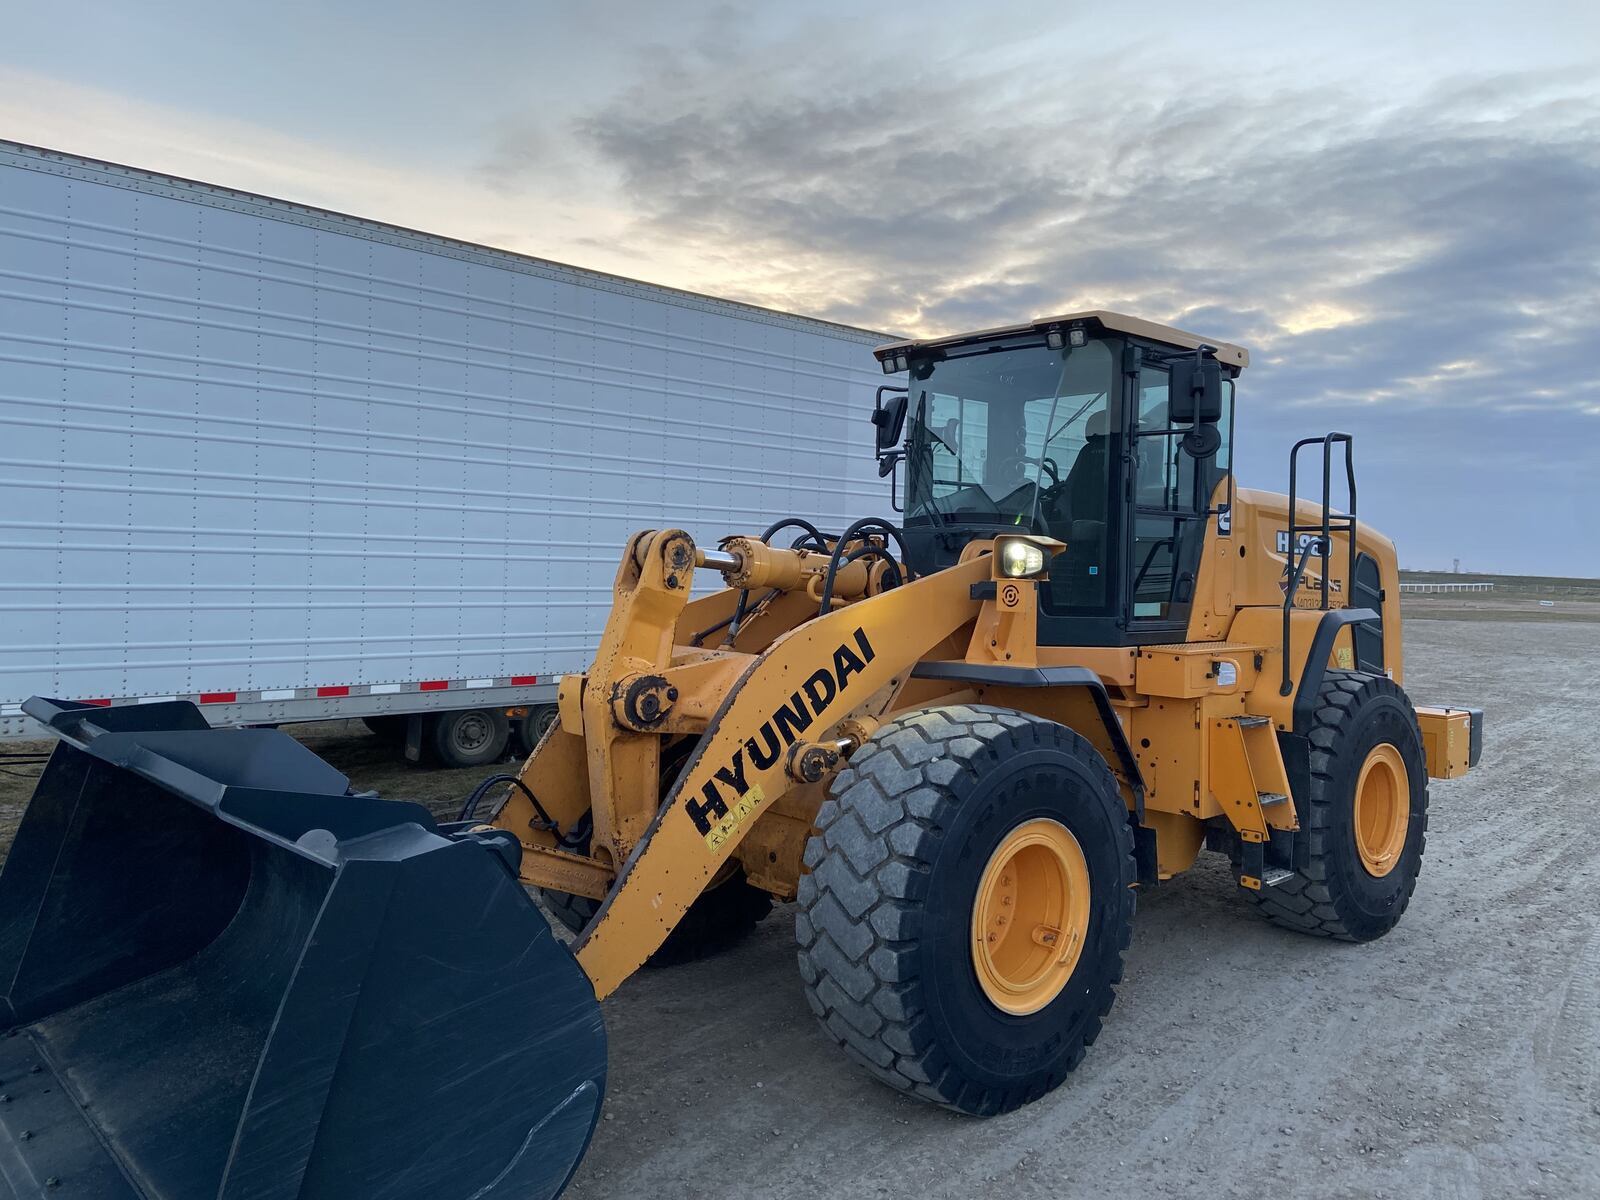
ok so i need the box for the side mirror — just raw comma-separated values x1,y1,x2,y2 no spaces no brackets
1169,353,1223,425
872,391,908,451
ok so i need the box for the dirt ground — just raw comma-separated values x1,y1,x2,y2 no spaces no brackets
1,611,1596,1198
1401,592,1600,624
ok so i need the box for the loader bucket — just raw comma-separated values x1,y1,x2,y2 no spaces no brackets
0,699,606,1200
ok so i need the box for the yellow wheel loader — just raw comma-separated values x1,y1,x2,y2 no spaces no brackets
0,311,1482,1198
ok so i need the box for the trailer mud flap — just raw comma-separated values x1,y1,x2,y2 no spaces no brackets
0,699,605,1200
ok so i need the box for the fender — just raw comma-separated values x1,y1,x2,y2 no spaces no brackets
908,660,1146,819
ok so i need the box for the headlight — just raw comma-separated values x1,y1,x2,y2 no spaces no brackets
999,540,1046,578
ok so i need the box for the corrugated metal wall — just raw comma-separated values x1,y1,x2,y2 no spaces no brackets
0,144,892,705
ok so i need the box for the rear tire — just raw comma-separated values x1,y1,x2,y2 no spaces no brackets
1251,670,1429,941
796,704,1136,1116
431,708,510,768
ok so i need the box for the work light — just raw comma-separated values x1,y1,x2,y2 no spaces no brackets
999,539,1046,578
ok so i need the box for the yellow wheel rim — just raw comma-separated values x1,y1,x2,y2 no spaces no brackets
971,818,1091,1015
1354,743,1409,878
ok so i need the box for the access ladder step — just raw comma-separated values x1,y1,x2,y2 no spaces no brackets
1236,715,1272,728
1261,867,1297,887
1258,791,1290,808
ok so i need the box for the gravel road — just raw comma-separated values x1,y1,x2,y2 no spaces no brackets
562,617,1599,1200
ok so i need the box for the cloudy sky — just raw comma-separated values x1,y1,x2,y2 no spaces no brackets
3,0,1596,574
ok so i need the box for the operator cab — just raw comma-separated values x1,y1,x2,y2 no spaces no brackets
872,311,1247,647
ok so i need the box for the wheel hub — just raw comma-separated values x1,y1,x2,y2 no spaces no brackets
1353,743,1408,877
971,818,1091,1015
454,714,489,752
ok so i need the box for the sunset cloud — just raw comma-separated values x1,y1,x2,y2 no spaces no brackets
1,1,1595,572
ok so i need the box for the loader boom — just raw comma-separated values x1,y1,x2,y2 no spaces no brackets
557,538,992,995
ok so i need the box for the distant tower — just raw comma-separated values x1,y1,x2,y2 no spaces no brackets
1453,558,1461,574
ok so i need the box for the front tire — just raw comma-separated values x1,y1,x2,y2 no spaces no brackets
1252,670,1429,941
796,705,1136,1116
542,866,772,966
540,734,773,964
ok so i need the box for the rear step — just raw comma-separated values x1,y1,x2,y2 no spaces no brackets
1258,791,1290,807
1261,867,1296,887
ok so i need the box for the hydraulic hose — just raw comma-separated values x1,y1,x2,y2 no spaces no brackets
457,773,558,831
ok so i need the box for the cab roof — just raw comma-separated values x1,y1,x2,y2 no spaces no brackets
874,309,1250,370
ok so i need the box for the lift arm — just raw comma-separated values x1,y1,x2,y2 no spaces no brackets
570,544,990,997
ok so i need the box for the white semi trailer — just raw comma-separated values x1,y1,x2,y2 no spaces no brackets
0,140,893,764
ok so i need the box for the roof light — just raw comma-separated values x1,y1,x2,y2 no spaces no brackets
1045,329,1064,350
1068,328,1087,347
880,356,896,375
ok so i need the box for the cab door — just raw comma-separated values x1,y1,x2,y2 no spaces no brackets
1124,360,1228,638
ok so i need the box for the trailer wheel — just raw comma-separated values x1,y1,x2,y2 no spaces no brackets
1251,670,1429,941
431,708,510,768
796,704,1136,1116
511,704,559,759
362,715,407,744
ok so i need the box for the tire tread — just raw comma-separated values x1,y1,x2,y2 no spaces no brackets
1251,670,1429,941
796,704,1135,1115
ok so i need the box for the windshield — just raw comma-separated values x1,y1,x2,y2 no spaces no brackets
904,339,1116,533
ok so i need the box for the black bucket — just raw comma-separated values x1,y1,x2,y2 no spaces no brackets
0,699,606,1200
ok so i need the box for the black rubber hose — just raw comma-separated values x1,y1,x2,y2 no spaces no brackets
760,516,830,550
693,587,780,647
830,517,912,581
817,517,911,616
818,544,903,615
458,773,558,831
